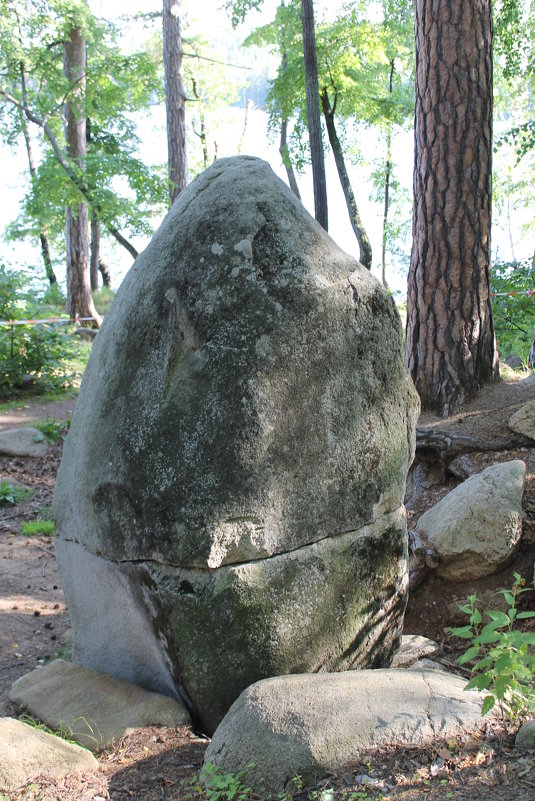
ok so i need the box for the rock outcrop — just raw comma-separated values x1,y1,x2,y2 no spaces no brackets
54,156,419,734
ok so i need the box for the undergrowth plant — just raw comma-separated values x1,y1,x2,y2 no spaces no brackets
35,417,70,443
0,479,34,505
185,764,376,801
449,573,535,719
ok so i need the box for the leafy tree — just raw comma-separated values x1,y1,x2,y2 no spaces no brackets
243,0,413,274
0,0,166,299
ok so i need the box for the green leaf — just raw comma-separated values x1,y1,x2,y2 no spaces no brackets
481,695,496,716
517,611,535,619
457,646,479,665
450,626,475,640
486,610,510,626
32,431,45,442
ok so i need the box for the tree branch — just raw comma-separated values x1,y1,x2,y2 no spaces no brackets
0,87,139,259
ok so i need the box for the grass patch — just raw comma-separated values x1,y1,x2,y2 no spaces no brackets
20,519,55,537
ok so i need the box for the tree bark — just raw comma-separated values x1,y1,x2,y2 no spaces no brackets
406,0,498,416
98,258,112,288
63,25,101,325
301,0,328,230
321,89,372,269
163,0,187,205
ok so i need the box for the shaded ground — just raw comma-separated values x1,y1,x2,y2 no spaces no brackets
1,381,535,800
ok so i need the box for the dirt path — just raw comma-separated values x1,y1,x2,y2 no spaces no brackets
0,397,77,432
1,387,535,800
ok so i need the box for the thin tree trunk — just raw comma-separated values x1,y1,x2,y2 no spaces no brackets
63,25,101,325
381,59,395,289
98,259,112,288
191,77,208,170
163,0,187,205
321,90,372,269
406,0,497,416
301,0,328,230
90,209,100,291
279,118,301,200
238,99,253,153
19,64,57,286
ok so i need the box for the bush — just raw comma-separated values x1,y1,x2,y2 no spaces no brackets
0,264,87,397
449,573,535,719
492,257,535,363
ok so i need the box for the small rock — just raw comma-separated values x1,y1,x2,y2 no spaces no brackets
9,659,190,751
407,658,448,672
416,461,526,582
447,454,479,480
508,401,535,442
515,719,535,750
0,427,49,458
391,635,443,668
0,717,97,791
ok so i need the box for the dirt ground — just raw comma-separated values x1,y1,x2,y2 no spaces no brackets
1,377,535,800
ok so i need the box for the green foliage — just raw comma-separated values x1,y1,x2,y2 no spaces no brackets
92,286,114,316
0,480,34,506
187,762,255,801
35,416,70,443
491,257,535,361
0,263,87,397
20,519,55,536
449,574,535,720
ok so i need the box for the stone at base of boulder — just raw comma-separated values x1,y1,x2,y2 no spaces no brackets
204,669,486,793
515,719,535,749
0,427,49,457
391,635,442,668
0,717,97,791
9,659,190,751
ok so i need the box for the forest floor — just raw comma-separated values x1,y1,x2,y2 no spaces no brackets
1,377,535,800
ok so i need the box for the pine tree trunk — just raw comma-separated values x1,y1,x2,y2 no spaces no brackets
301,0,328,230
163,0,187,205
406,0,497,416
321,90,372,269
63,25,101,325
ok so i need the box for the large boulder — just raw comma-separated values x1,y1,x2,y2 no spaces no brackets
416,460,526,581
54,156,419,734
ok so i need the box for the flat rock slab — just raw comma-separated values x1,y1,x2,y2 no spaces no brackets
205,669,485,792
0,717,97,791
508,400,535,441
0,427,48,457
10,659,190,751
